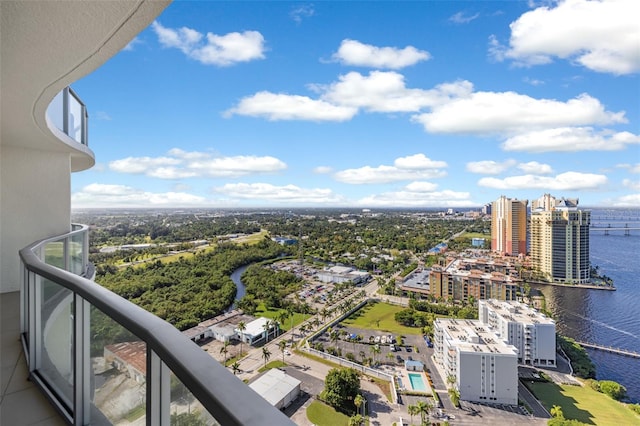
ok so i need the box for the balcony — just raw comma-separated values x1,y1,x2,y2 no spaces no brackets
47,87,89,147
11,225,292,425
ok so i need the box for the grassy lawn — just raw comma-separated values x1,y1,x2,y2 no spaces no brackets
526,381,640,425
254,303,306,331
342,301,423,335
231,230,270,245
306,401,350,426
258,360,287,372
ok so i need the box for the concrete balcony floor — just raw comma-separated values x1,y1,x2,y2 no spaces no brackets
1,291,66,425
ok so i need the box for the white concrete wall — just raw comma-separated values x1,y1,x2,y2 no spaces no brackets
0,145,71,292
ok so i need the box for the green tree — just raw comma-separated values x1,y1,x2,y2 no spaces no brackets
261,346,271,368
354,394,365,417
219,340,229,365
231,361,241,376
237,321,246,357
348,414,363,426
550,404,564,419
408,404,419,425
321,368,361,412
598,380,627,400
415,399,432,425
278,339,287,364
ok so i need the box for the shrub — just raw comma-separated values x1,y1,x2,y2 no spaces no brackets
598,380,626,401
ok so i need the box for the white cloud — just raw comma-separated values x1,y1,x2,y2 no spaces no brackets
503,127,640,152
357,186,474,208
214,183,345,204
224,91,357,121
394,153,448,169
623,179,640,191
496,0,640,75
95,111,112,121
616,163,640,174
290,4,315,24
152,21,265,66
334,154,448,184
478,171,607,190
321,72,473,113
466,159,517,174
332,39,430,69
109,150,286,179
122,37,142,51
523,77,545,86
72,183,209,208
610,193,640,207
412,92,625,135
517,161,553,174
313,166,333,174
404,181,439,192
449,11,480,24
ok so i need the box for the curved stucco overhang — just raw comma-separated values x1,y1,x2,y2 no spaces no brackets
0,0,170,172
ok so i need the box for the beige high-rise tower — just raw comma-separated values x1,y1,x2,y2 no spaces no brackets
530,194,590,283
491,196,528,256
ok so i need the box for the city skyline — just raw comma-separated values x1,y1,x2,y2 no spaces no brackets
70,0,639,209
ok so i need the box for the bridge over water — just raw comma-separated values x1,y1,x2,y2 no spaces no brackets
575,341,640,359
590,223,640,235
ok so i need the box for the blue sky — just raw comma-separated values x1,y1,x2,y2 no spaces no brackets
71,0,639,209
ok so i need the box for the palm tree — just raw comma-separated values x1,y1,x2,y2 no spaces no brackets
219,340,229,365
407,404,419,425
370,345,381,366
231,361,241,376
550,405,564,419
278,339,287,364
277,310,289,338
354,394,365,417
263,319,272,343
237,321,246,357
448,388,460,407
348,414,363,426
261,346,271,368
446,374,456,388
415,400,431,425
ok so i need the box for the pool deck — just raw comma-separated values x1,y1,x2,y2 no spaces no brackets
398,369,433,395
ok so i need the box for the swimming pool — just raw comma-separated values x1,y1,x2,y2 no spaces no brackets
408,373,428,392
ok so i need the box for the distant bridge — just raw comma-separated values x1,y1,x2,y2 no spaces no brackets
590,223,640,235
574,341,640,358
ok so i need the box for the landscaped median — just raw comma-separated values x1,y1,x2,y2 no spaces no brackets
524,380,640,425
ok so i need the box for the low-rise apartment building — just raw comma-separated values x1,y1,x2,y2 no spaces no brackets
479,299,556,366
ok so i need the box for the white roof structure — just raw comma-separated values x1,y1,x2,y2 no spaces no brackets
241,317,271,338
249,369,301,406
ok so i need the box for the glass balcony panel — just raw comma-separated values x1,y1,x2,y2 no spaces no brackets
44,240,65,269
39,277,74,409
90,305,146,425
170,373,220,426
48,90,65,133
70,232,85,276
68,90,84,144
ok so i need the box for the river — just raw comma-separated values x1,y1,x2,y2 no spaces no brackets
228,264,249,310
535,208,640,403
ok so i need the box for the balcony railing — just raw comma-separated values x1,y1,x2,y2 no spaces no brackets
20,224,293,426
47,87,89,146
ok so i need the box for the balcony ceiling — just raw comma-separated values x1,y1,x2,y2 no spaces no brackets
0,0,170,171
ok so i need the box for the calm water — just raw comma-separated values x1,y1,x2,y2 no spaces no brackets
536,209,640,403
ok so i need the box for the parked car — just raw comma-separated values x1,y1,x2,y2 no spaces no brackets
390,344,396,352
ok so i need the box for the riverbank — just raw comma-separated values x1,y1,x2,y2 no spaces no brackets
527,280,615,291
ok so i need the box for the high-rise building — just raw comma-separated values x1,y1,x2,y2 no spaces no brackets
491,196,528,256
530,194,590,283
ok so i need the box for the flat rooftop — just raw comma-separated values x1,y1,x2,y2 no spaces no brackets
482,299,555,326
438,318,517,355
